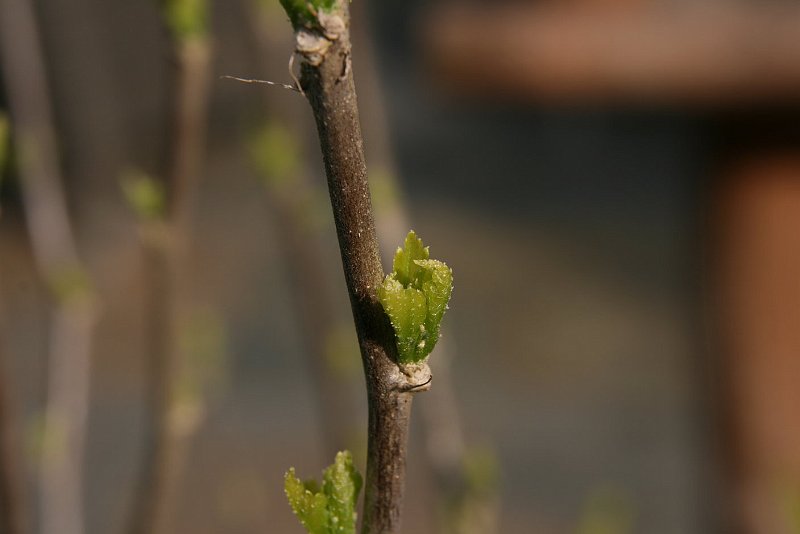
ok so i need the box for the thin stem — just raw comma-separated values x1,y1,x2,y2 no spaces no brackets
127,35,212,534
0,2,96,534
294,2,422,532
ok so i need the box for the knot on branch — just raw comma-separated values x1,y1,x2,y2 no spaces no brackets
294,11,346,66
391,362,433,393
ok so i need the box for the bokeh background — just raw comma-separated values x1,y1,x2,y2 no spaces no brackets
1,0,800,533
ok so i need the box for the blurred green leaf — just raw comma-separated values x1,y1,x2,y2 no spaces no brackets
121,170,165,221
576,486,634,534
463,446,499,497
249,122,301,189
378,231,453,364
285,451,362,534
164,0,208,40
48,265,92,303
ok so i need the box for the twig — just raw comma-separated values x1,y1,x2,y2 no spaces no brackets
0,2,96,534
288,2,425,531
220,75,302,93
126,32,212,534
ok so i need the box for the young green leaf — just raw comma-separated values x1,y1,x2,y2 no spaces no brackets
378,231,453,364
322,451,363,534
279,0,337,30
285,451,362,534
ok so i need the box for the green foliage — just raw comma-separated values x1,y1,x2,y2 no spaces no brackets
249,122,301,190
378,231,453,364
279,0,336,30
576,486,634,534
48,265,92,303
121,171,166,221
164,0,208,41
175,308,229,409
285,451,363,534
463,447,499,497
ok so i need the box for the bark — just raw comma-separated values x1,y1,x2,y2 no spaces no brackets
294,3,428,531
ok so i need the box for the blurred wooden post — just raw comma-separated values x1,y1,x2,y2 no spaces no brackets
714,144,800,534
421,3,800,533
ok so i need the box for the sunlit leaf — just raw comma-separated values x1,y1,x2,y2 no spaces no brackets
378,231,453,364
285,451,362,534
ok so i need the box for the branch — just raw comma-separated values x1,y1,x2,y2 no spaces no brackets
283,1,429,531
0,2,96,534
126,4,212,534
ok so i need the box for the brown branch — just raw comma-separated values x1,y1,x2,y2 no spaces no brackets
292,2,426,532
0,2,96,534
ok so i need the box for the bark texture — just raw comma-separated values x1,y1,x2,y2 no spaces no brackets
296,3,424,532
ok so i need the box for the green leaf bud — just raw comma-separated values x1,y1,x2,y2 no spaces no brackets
378,231,453,364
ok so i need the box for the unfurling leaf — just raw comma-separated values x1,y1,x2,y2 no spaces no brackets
285,451,362,534
279,0,337,30
378,231,453,364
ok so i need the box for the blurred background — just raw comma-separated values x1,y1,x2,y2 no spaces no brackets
1,0,799,533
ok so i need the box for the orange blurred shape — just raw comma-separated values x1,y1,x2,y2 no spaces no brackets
716,152,800,534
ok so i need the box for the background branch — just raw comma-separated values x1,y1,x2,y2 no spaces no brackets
0,2,97,534
126,9,212,534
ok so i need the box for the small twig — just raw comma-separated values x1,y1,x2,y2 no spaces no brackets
288,1,425,532
128,31,212,534
220,74,302,93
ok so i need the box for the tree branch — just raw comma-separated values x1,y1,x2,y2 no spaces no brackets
0,2,96,534
127,18,212,534
289,2,426,532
